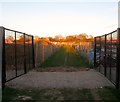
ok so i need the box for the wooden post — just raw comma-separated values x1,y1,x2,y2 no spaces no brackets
42,45,44,63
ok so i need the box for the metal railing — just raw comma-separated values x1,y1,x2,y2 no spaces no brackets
94,28,120,89
1,27,35,88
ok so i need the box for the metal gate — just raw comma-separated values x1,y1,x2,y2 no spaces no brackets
0,27,35,88
94,28,120,89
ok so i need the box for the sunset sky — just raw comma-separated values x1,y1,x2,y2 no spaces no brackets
0,0,118,37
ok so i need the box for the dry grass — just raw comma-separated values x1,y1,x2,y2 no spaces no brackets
35,67,90,72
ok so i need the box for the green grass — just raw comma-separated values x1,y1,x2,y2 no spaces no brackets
66,51,90,67
3,86,120,101
40,45,90,68
97,87,120,102
2,87,93,101
40,47,66,67
60,88,93,100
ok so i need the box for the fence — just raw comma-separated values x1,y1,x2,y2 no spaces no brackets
0,27,35,88
94,28,120,89
73,42,94,65
35,41,60,66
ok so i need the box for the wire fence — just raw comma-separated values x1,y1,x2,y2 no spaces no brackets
1,27,35,88
94,28,120,88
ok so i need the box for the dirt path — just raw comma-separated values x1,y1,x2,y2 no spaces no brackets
6,69,114,89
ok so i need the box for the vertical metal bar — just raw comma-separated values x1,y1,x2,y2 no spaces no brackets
15,31,17,77
28,36,30,70
99,37,101,72
110,33,112,80
94,37,96,68
1,27,6,88
24,33,26,74
104,35,107,76
32,36,35,68
116,28,120,89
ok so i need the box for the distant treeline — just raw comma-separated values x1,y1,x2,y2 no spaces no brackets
49,33,94,42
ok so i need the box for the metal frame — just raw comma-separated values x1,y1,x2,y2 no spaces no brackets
116,28,120,89
110,33,112,80
99,37,101,72
94,28,120,89
104,35,107,76
24,33,26,74
0,27,35,88
15,31,17,76
94,38,96,68
2,27,6,88
32,36,35,68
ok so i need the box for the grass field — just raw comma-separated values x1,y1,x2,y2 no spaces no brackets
3,87,120,101
40,45,90,68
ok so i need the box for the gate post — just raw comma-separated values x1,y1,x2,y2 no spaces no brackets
0,26,5,101
24,33,26,74
116,28,120,89
32,36,35,68
94,37,96,68
104,35,107,76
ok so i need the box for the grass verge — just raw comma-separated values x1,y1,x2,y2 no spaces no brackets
3,86,120,101
97,86,120,102
2,87,93,101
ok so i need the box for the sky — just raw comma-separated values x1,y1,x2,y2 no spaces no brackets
0,0,119,37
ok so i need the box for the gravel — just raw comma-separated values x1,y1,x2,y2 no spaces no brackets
6,69,114,89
